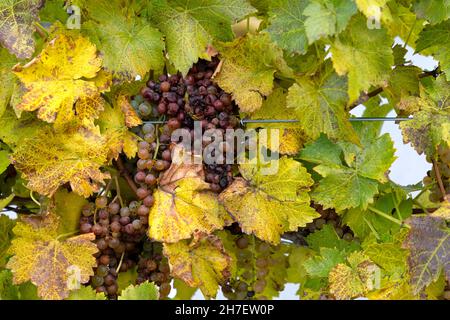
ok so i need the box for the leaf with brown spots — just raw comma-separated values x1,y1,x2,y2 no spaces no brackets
148,147,230,243
6,212,98,300
0,0,44,59
163,235,232,298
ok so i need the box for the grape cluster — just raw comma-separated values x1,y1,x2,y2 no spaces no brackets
221,230,284,300
133,58,240,192
424,144,450,203
288,204,355,242
136,240,172,299
79,196,149,299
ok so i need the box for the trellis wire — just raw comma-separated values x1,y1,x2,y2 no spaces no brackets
142,117,413,126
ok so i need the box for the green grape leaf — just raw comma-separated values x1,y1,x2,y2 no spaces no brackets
0,0,44,59
306,224,361,252
78,0,165,79
303,0,357,43
286,246,315,283
0,150,10,175
67,286,107,300
173,279,198,300
39,0,67,23
384,2,424,48
343,193,412,242
300,134,396,211
148,0,256,75
304,247,346,278
0,269,19,300
118,281,159,300
416,20,450,81
0,214,15,268
219,157,319,244
287,64,359,144
0,48,19,118
330,14,394,102
363,240,408,275
215,33,293,113
403,215,450,294
266,0,309,54
384,66,422,109
413,0,450,24
54,189,88,234
116,267,138,295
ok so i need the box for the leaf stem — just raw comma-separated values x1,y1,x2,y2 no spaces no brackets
30,191,40,206
114,176,124,207
116,251,125,273
403,17,417,48
432,159,447,199
368,205,410,228
115,157,138,195
363,217,380,240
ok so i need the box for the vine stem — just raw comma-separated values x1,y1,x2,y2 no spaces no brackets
115,157,138,195
368,206,410,228
116,251,125,273
432,159,447,199
348,68,440,110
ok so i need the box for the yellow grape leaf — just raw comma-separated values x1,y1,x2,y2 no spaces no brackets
215,33,293,112
163,235,232,298
366,277,418,300
219,157,319,244
67,286,107,300
13,34,107,123
149,164,230,243
12,127,110,197
328,252,379,300
249,88,305,155
6,212,98,300
98,102,139,160
117,95,142,128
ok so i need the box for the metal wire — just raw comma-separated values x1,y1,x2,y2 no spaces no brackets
142,117,413,126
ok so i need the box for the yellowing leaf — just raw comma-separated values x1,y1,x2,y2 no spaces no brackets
77,0,165,79
98,102,139,160
219,157,319,244
249,88,306,155
67,286,107,300
215,33,293,112
7,212,98,300
331,14,394,102
287,64,359,145
148,154,230,243
118,281,159,300
13,34,106,123
328,252,379,300
148,0,256,75
0,0,43,59
163,235,232,298
12,127,110,197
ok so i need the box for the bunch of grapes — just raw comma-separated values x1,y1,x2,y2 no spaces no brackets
221,229,285,300
424,144,450,203
133,58,240,192
136,240,172,299
287,204,355,242
79,195,150,299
